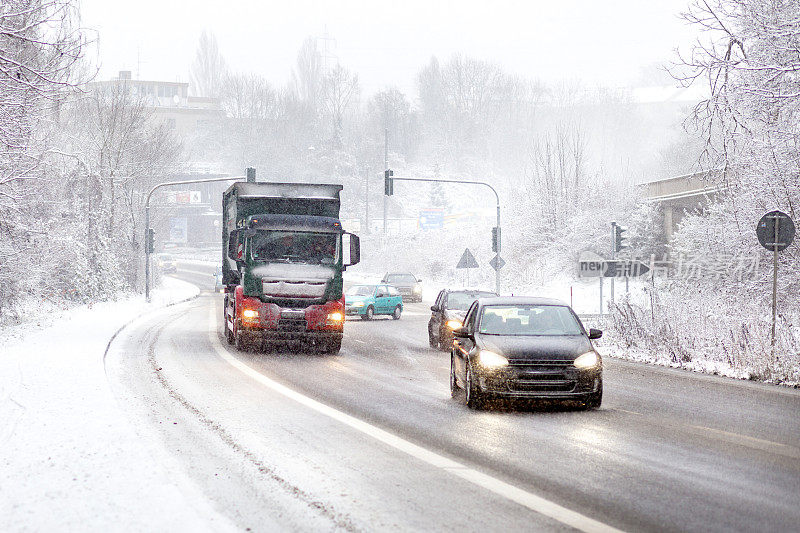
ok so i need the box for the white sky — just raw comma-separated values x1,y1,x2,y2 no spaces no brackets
80,0,697,96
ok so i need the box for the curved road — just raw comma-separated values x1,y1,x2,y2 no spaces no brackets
104,263,800,532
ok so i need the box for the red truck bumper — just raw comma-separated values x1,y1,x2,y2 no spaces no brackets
227,287,344,347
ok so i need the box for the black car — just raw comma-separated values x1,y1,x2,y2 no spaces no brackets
450,296,603,410
381,272,423,302
429,289,497,351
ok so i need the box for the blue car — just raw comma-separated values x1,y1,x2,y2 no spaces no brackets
345,284,403,320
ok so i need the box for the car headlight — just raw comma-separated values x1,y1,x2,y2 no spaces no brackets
351,301,364,307
328,311,344,322
446,319,462,330
242,309,258,319
478,350,508,368
574,351,599,369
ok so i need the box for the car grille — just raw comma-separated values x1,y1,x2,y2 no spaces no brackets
262,280,326,298
505,359,576,393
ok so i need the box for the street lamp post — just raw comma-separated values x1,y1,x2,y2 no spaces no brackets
144,175,246,302
385,175,502,294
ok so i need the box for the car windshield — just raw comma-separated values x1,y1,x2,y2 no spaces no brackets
446,292,495,310
478,305,583,336
386,274,416,284
250,231,339,265
346,285,374,296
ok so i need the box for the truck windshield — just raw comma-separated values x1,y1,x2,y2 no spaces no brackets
250,231,339,265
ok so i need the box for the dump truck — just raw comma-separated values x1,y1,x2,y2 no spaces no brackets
222,181,360,353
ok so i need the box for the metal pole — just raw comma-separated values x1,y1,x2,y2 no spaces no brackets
599,277,604,315
650,253,656,322
365,167,370,234
610,221,616,305
145,205,150,301
383,128,388,235
771,216,779,358
495,203,501,294
144,175,245,302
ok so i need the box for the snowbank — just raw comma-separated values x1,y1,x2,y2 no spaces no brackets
0,278,234,531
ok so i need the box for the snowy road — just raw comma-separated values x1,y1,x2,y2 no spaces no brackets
104,264,800,532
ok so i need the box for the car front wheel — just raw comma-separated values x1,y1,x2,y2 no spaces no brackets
465,362,485,410
437,328,451,351
428,323,438,348
392,305,402,320
583,380,603,410
450,354,460,398
361,306,374,320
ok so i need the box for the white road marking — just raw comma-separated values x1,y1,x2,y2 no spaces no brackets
207,309,623,533
612,409,800,459
689,425,800,460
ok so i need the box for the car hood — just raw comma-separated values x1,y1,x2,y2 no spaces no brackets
346,295,369,304
476,334,592,361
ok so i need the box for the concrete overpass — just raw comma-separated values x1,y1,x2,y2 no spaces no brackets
643,170,726,243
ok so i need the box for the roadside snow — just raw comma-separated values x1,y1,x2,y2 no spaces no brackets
0,278,236,532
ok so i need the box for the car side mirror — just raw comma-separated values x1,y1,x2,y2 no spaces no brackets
452,327,471,339
588,328,603,340
430,305,438,312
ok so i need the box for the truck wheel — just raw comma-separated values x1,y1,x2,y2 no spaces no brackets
361,306,374,320
323,337,342,355
234,323,247,351
224,299,234,344
392,305,402,320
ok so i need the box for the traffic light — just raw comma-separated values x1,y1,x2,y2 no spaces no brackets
614,225,627,252
146,228,155,254
492,226,501,252
384,169,394,196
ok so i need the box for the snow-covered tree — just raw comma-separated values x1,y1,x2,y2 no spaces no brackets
190,30,227,98
322,63,359,147
0,0,87,316
608,0,800,381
